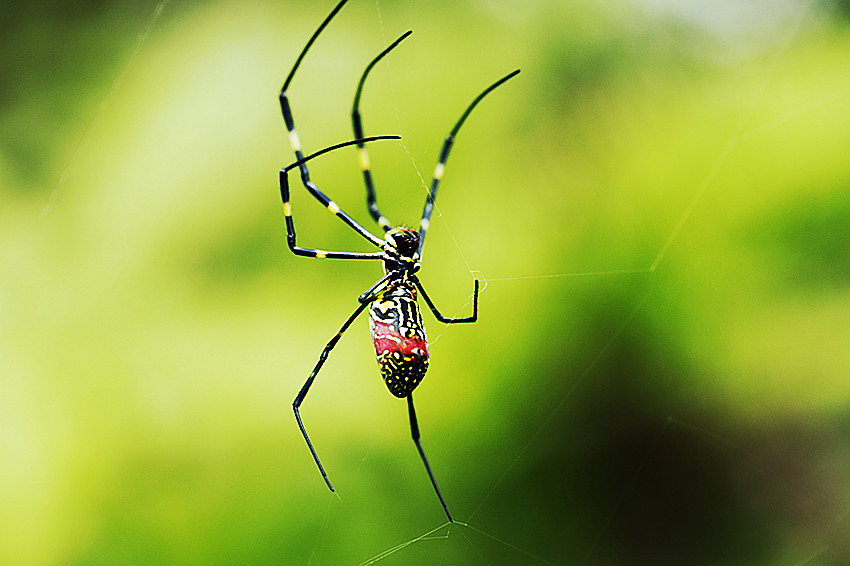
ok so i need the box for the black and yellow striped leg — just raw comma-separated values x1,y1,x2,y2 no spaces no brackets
408,393,453,522
352,31,412,231
280,163,384,260
293,298,371,492
279,137,399,260
279,0,347,178
279,0,387,250
358,272,393,303
414,277,479,324
417,69,521,258
279,92,386,250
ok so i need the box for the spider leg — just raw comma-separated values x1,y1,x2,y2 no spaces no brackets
418,69,521,259
351,31,412,231
279,0,386,250
407,393,453,523
293,301,369,492
358,272,393,303
414,277,479,324
280,139,397,260
293,278,391,491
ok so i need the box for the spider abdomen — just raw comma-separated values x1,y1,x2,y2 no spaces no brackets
368,285,429,398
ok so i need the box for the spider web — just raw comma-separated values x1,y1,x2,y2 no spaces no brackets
6,0,849,565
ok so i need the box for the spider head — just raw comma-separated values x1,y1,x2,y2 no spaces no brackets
382,227,420,275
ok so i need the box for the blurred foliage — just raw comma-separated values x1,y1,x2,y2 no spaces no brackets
2,0,850,565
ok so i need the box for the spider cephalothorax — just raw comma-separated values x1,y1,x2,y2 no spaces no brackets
382,227,421,275
280,0,518,523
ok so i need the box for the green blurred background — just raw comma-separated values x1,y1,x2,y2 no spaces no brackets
3,0,850,564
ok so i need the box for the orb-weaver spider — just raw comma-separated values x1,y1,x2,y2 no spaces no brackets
280,0,519,522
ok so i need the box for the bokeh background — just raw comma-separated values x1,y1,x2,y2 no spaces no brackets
3,0,850,564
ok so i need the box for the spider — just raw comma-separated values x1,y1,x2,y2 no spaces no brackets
279,0,519,522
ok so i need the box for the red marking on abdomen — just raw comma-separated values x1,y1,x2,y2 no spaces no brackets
371,320,429,360
370,319,429,397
